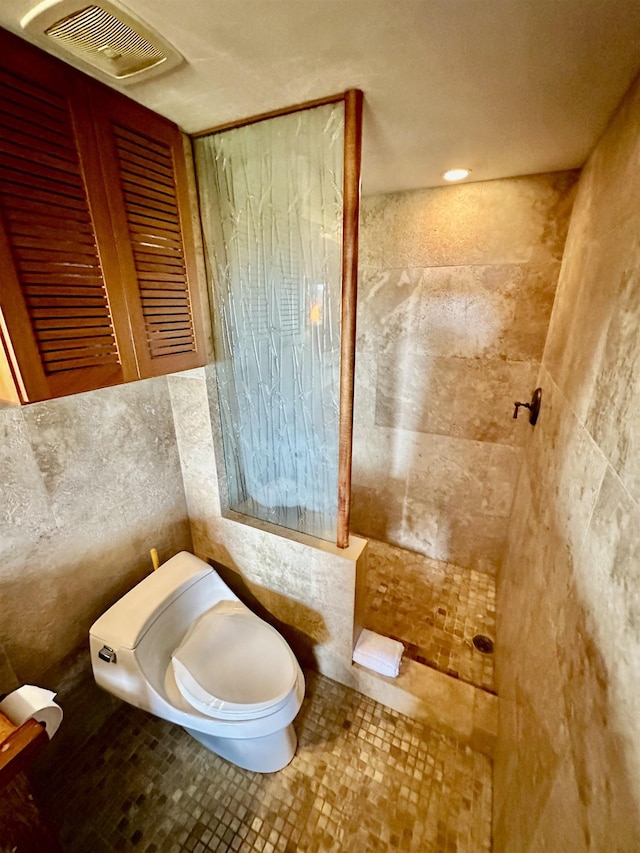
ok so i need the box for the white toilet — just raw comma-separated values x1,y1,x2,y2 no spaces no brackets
89,551,305,773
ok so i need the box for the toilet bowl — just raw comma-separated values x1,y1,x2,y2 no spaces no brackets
89,551,305,772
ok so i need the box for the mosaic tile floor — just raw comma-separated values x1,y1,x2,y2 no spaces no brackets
363,540,496,692
37,671,492,853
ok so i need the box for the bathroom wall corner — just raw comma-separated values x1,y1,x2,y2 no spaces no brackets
353,540,369,651
28,643,121,799
181,131,216,363
168,366,223,547
495,68,640,850
0,640,19,695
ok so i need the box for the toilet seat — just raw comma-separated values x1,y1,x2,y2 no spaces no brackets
171,601,298,721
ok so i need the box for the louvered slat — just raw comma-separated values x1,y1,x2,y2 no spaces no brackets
120,182,180,215
128,208,182,231
0,98,73,143
112,124,198,361
114,124,171,159
118,151,175,184
0,64,120,379
44,354,119,371
0,168,88,207
39,334,115,352
17,248,102,264
129,227,184,247
26,286,109,298
137,273,186,285
126,166,176,189
6,197,94,225
39,325,114,340
35,317,113,330
1,122,77,165
13,236,97,253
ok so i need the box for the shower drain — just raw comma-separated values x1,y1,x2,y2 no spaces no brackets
472,634,494,654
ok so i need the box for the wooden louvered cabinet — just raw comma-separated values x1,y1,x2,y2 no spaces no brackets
90,88,206,378
0,28,206,404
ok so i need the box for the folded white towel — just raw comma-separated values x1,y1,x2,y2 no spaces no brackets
352,629,403,678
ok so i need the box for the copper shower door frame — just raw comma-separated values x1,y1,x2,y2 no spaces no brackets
193,89,363,549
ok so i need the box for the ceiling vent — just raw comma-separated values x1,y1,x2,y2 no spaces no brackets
21,0,183,83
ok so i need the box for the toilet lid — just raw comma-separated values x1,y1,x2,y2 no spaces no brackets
171,601,298,720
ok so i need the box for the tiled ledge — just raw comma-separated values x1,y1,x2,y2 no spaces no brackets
349,657,498,758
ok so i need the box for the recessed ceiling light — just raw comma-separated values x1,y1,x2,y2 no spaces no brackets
442,168,471,182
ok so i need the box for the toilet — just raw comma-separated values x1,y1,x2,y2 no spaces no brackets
89,551,305,773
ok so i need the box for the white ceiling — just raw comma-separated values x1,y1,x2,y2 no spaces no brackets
2,0,640,195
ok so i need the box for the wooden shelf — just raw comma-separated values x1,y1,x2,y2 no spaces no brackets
0,710,48,791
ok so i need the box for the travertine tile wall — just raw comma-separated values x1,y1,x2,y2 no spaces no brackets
0,377,192,684
352,173,577,574
494,75,640,849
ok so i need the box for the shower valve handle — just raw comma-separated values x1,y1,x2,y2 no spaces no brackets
513,401,531,419
513,387,542,426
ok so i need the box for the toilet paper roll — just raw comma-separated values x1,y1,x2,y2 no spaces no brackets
0,685,63,740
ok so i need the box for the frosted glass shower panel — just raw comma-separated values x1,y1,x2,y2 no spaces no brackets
195,104,344,540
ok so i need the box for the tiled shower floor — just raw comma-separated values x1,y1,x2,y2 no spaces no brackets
36,671,492,853
363,540,496,692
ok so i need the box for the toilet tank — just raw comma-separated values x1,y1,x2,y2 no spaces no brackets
89,551,238,707
90,551,214,652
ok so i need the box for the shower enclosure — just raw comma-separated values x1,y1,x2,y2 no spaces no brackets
193,92,362,546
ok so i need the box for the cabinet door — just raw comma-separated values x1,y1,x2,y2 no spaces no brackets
0,29,138,403
90,87,207,378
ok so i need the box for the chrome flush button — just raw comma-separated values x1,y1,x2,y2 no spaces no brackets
98,645,117,663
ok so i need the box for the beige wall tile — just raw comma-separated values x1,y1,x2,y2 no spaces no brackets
494,682,561,851
557,598,640,849
21,381,186,528
374,351,538,445
0,378,192,683
543,222,637,423
168,370,222,522
0,405,57,554
527,370,608,547
448,358,539,444
443,511,511,575
415,265,519,359
496,71,640,849
354,171,576,573
585,245,640,502
350,482,406,545
527,757,587,852
567,76,640,248
358,194,387,269
379,172,577,268
404,434,518,518
374,351,458,436
0,640,19,695
414,262,561,362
